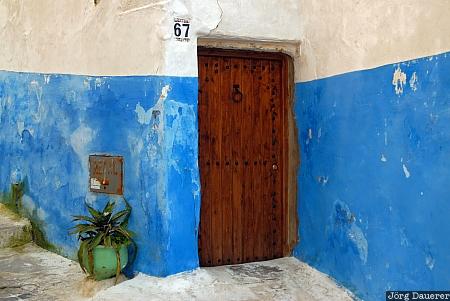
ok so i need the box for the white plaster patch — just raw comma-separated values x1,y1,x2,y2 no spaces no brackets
402,164,411,178
135,103,153,125
159,84,171,101
95,78,105,88
425,255,435,270
83,79,90,89
17,121,25,136
380,154,387,162
43,74,51,84
306,128,313,144
29,80,44,122
135,85,171,125
70,125,94,159
348,224,368,264
409,72,418,91
392,66,407,95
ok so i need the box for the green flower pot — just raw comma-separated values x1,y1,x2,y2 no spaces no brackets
81,245,128,280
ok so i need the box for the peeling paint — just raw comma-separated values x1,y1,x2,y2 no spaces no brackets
402,164,410,178
0,71,200,277
295,52,450,301
425,254,435,271
135,103,153,125
392,66,407,95
409,72,418,91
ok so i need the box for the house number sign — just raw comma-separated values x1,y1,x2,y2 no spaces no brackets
173,17,190,42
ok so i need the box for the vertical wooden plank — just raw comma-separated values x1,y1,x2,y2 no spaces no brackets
220,57,233,265
197,55,212,266
230,58,243,264
209,56,223,266
241,58,254,263
270,59,284,258
260,59,273,260
281,56,290,257
252,59,264,261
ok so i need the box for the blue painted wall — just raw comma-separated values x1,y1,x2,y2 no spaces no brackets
2,50,449,299
0,71,200,276
294,52,450,300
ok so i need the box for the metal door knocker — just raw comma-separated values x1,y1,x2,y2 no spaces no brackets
232,84,243,103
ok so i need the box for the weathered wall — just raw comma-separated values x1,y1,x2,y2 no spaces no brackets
0,0,222,77
0,0,222,276
291,1,450,300
1,1,450,300
297,0,450,82
0,73,199,276
294,52,450,300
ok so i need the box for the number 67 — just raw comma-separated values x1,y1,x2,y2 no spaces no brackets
174,22,190,38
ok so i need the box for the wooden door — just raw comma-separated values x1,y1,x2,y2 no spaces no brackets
198,48,287,266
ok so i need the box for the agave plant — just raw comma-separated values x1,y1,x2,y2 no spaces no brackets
70,198,136,282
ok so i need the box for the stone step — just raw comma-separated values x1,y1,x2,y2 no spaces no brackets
0,204,32,248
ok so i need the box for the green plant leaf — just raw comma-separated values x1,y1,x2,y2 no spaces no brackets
88,232,105,250
102,201,116,216
77,240,88,274
72,215,96,223
115,226,133,240
88,248,94,277
69,224,98,235
104,235,111,248
115,247,121,284
86,203,102,219
110,209,130,223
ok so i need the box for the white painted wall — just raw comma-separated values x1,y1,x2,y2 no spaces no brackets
1,0,449,81
297,0,450,82
0,1,167,76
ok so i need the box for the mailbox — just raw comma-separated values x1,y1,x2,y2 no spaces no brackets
89,155,123,195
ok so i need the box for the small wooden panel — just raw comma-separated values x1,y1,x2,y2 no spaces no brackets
198,48,287,266
89,155,123,195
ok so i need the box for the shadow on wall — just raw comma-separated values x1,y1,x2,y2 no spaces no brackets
294,51,450,300
0,72,200,277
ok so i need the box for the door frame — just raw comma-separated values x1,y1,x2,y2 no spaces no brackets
197,47,298,259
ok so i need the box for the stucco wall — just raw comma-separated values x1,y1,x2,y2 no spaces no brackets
297,0,450,82
3,1,450,82
295,52,450,300
1,1,450,300
0,72,200,276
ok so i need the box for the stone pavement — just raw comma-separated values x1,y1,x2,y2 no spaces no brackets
0,243,123,301
0,205,31,249
0,244,356,301
0,204,355,301
93,257,356,301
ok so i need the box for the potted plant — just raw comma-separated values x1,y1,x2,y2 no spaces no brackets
70,199,136,282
